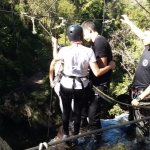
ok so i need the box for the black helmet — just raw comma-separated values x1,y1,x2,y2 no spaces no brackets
67,24,83,42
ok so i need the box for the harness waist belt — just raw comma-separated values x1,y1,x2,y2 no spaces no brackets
130,86,146,92
63,73,88,79
62,73,87,99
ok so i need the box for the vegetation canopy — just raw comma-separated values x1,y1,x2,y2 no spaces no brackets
0,0,150,149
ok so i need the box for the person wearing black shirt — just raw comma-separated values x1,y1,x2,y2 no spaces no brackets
121,15,150,142
121,15,150,106
81,21,113,141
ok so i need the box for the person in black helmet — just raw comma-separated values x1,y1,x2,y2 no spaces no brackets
49,24,115,139
50,37,74,113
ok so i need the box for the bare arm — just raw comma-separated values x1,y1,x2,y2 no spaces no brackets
120,14,144,39
90,61,115,77
131,85,150,106
97,57,107,68
51,36,58,58
139,86,150,99
49,55,61,87
49,60,55,87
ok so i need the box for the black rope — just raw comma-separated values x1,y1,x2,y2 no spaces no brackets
101,0,105,35
1,10,147,21
92,86,150,110
25,115,150,150
135,0,150,14
39,21,52,36
42,0,58,17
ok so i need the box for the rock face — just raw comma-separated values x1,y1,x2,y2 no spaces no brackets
25,113,150,150
0,137,12,150
46,114,131,150
37,113,150,150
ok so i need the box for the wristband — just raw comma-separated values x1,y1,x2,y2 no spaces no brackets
135,96,141,102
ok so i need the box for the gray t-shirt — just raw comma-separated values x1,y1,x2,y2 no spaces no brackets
58,44,96,89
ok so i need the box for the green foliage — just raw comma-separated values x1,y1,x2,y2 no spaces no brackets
2,0,150,148
58,0,76,17
22,0,55,15
80,0,103,33
15,4,27,11
0,6,52,97
109,104,124,116
110,28,143,96
112,74,132,95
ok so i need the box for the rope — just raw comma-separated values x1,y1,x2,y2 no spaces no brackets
25,115,150,150
134,0,150,14
39,21,52,36
42,0,58,17
1,10,147,21
92,85,150,110
101,0,105,35
64,0,76,45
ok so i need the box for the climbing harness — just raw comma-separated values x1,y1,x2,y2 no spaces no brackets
62,73,88,99
129,85,147,100
52,71,63,89
51,62,64,89
130,85,150,142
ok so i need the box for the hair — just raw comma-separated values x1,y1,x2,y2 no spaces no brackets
145,26,150,31
81,21,97,31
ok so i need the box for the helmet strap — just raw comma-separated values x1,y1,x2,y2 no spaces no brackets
72,41,82,47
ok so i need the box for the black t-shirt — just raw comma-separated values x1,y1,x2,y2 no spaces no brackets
132,46,150,88
89,35,112,86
